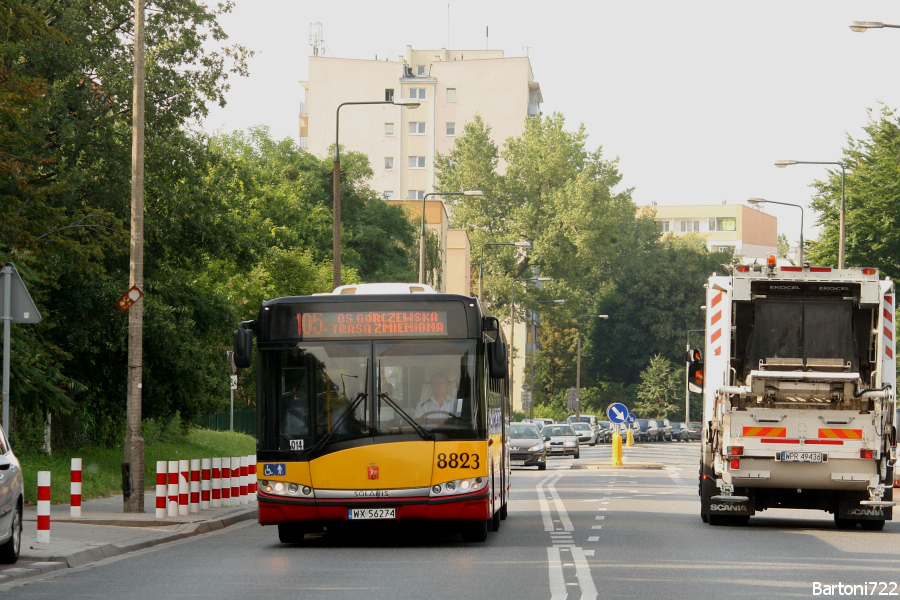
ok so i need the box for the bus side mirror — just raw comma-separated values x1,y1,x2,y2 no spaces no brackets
234,325,254,369
686,348,703,394
488,339,507,379
482,316,500,341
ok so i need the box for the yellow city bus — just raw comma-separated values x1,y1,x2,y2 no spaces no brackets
233,283,510,543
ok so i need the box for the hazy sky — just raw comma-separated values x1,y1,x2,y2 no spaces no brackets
204,1,900,248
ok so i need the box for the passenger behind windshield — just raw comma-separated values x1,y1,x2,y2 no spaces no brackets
510,425,539,439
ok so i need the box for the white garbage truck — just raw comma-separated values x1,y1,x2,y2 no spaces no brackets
689,258,896,529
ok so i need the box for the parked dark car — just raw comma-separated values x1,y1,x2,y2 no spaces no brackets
509,423,547,470
597,421,612,443
634,418,658,442
670,422,690,442
655,418,673,442
0,424,24,563
688,421,703,441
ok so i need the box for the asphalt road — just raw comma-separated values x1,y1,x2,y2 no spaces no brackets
3,441,900,599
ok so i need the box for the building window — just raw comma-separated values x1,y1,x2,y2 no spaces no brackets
408,156,426,169
711,245,733,253
708,217,736,232
385,88,394,102
656,220,670,233
680,220,700,232
383,191,394,200
385,122,394,136
408,122,426,135
416,65,426,76
409,190,425,200
384,157,394,170
446,88,456,102
409,88,426,100
446,122,455,136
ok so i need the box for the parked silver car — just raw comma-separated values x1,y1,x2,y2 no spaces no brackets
0,426,23,563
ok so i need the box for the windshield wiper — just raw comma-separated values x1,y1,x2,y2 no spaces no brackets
378,392,435,441
308,391,368,455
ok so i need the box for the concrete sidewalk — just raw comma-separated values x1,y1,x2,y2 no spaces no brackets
0,493,257,584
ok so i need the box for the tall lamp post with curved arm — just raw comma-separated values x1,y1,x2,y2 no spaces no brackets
850,21,900,32
419,190,483,284
333,98,420,289
575,315,608,419
748,198,804,263
775,160,844,268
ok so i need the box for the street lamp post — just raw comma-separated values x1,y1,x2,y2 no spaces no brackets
333,98,420,290
850,21,900,32
419,190,483,284
575,315,608,419
528,299,564,419
510,276,551,414
478,241,532,304
775,160,845,268
748,198,804,263
685,329,704,422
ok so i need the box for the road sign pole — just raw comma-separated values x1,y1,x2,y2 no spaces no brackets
2,265,10,436
227,351,234,432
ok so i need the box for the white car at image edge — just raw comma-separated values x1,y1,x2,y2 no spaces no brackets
0,425,23,564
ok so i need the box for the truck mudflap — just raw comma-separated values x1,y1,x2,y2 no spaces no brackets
704,495,755,516
838,495,893,520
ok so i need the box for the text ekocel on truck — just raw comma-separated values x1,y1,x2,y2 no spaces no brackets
689,259,897,529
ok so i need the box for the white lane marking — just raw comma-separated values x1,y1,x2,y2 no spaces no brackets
547,476,574,531
595,515,605,520
537,473,559,532
547,547,568,600
666,465,686,486
571,547,598,600
592,525,602,529
584,550,595,556
588,536,599,542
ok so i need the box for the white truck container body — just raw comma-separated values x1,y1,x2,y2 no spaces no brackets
695,263,896,529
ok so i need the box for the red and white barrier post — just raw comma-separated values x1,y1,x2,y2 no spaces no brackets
211,457,222,508
155,461,167,519
230,456,240,506
178,459,189,516
201,458,211,510
190,459,201,514
239,456,248,505
70,458,82,517
247,454,257,502
167,460,178,517
221,457,231,506
37,471,50,544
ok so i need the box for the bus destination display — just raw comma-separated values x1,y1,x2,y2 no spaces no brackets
293,311,449,338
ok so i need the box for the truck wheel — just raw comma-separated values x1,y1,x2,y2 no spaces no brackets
860,519,885,531
708,514,728,526
834,515,856,530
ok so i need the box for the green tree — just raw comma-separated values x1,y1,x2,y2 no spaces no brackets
807,106,900,276
777,233,791,260
634,355,682,419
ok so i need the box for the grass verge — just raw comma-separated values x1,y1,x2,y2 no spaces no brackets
17,429,255,505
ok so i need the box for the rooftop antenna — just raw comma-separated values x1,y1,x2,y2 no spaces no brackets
309,22,325,57
486,25,489,50
523,46,532,58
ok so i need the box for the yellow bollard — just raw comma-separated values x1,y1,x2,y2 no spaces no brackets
626,427,634,447
611,432,623,466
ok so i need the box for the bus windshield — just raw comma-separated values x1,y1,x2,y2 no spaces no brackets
273,343,370,452
375,340,480,440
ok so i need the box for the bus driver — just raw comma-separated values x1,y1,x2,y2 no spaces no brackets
414,372,460,419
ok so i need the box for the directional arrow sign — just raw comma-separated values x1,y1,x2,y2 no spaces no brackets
626,413,636,424
606,402,628,424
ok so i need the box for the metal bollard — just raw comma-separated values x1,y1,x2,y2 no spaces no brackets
189,459,201,513
247,454,257,502
211,457,222,508
221,457,231,506
155,461,167,518
612,432,623,466
239,456,248,505
626,428,634,447
70,458,82,518
200,458,211,510
37,471,50,543
178,459,189,516
230,456,240,506
167,460,179,517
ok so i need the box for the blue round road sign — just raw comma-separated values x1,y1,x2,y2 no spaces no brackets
626,413,636,424
606,403,628,423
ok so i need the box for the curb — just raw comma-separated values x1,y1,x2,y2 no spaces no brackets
0,508,257,584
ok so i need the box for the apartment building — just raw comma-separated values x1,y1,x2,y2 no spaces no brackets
647,204,777,260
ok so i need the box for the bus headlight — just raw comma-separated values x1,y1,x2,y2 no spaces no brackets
258,479,314,498
429,477,485,497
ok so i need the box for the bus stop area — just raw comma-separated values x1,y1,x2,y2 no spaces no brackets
0,494,257,583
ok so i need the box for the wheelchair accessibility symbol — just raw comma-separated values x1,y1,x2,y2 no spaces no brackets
263,463,286,476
